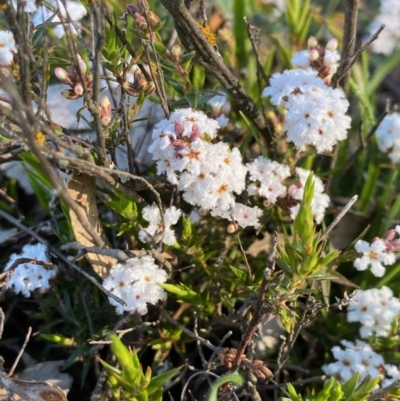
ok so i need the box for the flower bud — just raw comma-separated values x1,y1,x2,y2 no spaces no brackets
61,89,79,100
77,55,87,75
227,222,239,233
123,81,139,97
147,11,161,30
126,4,139,17
307,36,318,48
74,83,84,96
134,14,148,31
138,0,149,12
309,49,319,62
100,96,112,126
326,38,338,51
145,81,156,95
174,121,184,136
170,45,183,63
55,67,73,85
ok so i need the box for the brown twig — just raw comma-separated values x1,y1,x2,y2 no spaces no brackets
368,379,400,401
0,209,126,306
159,0,274,156
60,242,129,263
230,233,278,371
334,24,385,91
8,327,32,376
335,0,359,93
320,195,358,240
160,307,220,353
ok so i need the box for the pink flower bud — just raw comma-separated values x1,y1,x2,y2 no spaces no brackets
190,124,200,141
309,49,319,61
174,121,184,136
138,0,149,12
77,55,87,75
74,83,84,96
55,67,73,85
100,96,112,126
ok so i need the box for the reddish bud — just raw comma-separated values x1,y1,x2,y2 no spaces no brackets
74,83,84,96
174,121,184,136
55,67,73,85
309,49,319,62
126,4,139,16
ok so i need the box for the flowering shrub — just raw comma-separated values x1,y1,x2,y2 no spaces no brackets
1,0,400,400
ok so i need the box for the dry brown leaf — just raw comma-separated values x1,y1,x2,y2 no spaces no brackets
67,172,117,278
0,377,66,401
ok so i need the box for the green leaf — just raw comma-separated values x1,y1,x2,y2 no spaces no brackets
350,376,381,401
286,383,303,401
208,371,244,401
160,283,201,304
147,367,181,395
239,111,268,158
341,372,359,399
229,265,248,284
39,333,76,346
111,335,140,384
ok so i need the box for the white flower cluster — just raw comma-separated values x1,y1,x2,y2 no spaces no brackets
322,339,385,383
149,108,259,228
32,0,87,38
103,256,167,315
139,205,181,246
0,31,17,66
368,0,400,55
347,286,400,338
208,94,231,128
247,156,291,204
376,113,400,164
210,202,262,229
263,68,351,153
4,244,56,297
287,168,330,224
353,239,395,277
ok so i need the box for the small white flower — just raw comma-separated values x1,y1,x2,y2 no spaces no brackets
288,168,330,224
0,31,17,66
347,286,400,338
4,243,56,297
354,239,396,277
103,256,167,315
139,205,181,246
211,202,262,229
263,68,351,153
322,339,385,383
246,156,290,204
376,113,400,163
